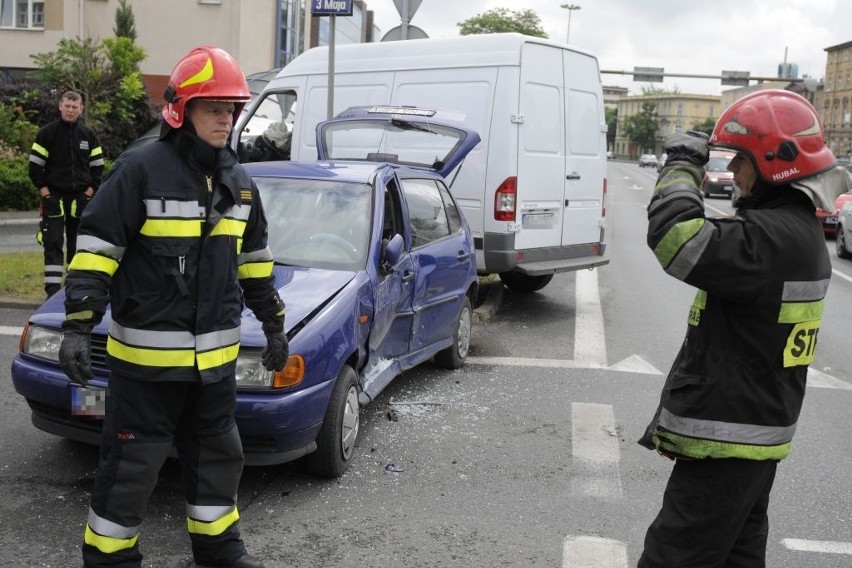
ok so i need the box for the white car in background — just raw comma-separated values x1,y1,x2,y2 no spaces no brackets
834,199,852,259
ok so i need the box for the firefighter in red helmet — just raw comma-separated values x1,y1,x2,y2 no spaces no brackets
637,90,845,567
59,46,286,568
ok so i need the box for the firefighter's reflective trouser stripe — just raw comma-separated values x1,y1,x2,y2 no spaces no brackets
41,192,90,295
638,457,778,568
82,373,247,568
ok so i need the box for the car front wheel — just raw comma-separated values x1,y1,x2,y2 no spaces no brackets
837,223,852,259
435,296,472,369
307,365,359,477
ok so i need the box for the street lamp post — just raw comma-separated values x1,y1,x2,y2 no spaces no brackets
560,3,581,44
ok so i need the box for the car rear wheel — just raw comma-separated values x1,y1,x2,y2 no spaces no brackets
499,272,554,293
435,296,472,369
307,365,359,477
837,224,852,259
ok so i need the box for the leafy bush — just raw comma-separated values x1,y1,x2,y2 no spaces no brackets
0,156,39,211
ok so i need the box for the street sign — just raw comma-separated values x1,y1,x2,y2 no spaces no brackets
393,0,423,19
633,66,664,83
721,70,750,86
381,24,429,42
311,0,353,17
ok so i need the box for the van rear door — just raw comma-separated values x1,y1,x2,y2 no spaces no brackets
514,42,566,252
561,50,607,247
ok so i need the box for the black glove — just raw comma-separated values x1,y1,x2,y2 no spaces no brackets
59,330,94,386
261,331,288,372
664,130,709,167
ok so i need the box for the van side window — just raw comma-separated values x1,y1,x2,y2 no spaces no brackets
239,90,297,163
401,178,451,248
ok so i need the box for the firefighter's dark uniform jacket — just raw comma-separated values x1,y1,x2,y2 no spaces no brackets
29,118,104,194
64,129,284,381
65,129,284,566
639,162,831,461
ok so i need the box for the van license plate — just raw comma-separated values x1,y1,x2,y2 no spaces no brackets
522,213,555,229
71,385,106,418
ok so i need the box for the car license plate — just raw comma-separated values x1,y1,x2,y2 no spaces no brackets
71,385,106,418
826,216,837,225
522,212,555,229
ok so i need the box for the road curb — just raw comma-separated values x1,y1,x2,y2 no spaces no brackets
473,277,503,324
0,298,41,310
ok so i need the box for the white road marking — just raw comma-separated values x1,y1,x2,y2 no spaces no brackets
831,267,852,284
571,402,623,499
563,535,628,568
0,325,23,337
574,269,608,367
807,367,852,390
782,538,852,555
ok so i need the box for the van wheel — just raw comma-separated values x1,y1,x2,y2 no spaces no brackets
435,296,472,369
838,224,851,259
307,365,359,478
499,272,554,293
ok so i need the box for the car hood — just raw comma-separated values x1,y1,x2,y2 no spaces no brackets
244,265,357,333
28,265,358,337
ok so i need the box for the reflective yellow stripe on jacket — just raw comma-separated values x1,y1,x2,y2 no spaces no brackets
107,321,241,371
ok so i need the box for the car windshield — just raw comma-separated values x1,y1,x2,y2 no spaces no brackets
706,157,732,171
255,177,373,271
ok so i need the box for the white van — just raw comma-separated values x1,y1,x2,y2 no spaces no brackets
236,33,609,292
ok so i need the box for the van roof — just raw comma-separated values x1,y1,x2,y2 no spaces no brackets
271,33,599,79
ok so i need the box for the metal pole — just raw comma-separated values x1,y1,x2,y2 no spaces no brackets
401,0,409,40
327,15,336,120
293,0,302,62
567,10,572,43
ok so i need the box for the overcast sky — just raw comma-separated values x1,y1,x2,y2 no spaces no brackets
366,0,852,96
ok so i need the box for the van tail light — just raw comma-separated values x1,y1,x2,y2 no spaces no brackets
601,178,607,218
494,176,517,221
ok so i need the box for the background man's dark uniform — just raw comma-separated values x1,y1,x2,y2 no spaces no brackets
29,96,104,297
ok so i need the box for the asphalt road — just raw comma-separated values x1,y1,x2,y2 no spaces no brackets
1,164,851,566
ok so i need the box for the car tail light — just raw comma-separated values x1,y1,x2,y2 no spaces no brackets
494,176,517,221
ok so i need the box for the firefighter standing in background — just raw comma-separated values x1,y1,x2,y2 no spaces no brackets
29,90,104,298
58,47,287,568
638,90,844,567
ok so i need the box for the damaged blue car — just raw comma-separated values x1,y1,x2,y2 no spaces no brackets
12,106,481,477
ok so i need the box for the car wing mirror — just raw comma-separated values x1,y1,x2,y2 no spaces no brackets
381,233,404,273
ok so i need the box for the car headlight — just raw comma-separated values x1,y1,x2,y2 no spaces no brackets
235,350,305,389
709,175,719,183
21,324,62,362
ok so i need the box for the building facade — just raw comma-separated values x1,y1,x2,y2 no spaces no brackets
0,0,379,103
614,93,721,159
821,41,852,159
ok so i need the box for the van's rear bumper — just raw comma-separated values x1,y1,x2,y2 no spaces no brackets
476,233,609,275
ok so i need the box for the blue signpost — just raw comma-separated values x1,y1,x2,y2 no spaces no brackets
311,0,353,17
311,0,353,118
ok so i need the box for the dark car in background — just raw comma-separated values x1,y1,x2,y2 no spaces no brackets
702,150,736,198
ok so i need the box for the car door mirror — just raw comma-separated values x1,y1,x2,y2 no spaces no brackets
381,233,404,273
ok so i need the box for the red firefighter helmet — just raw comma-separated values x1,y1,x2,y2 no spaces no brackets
161,46,250,128
709,89,835,184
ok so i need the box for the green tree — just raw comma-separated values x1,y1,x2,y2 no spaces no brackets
691,117,716,136
114,0,137,40
458,8,547,37
622,101,658,153
605,107,617,150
